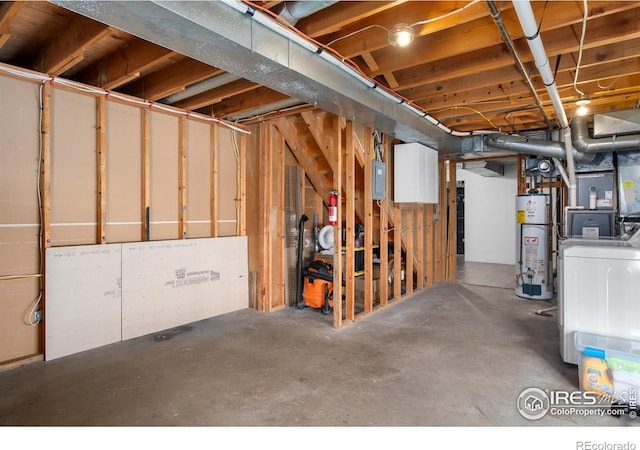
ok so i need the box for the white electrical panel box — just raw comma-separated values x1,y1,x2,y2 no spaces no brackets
393,142,439,203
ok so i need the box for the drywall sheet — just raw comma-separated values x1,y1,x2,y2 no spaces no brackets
186,121,211,238
106,101,142,243
0,75,42,362
217,128,238,237
45,244,122,361
149,111,178,240
121,236,248,340
50,87,97,246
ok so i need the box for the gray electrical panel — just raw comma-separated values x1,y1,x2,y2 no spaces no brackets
372,160,386,200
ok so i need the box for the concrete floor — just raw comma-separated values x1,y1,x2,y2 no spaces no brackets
0,262,636,428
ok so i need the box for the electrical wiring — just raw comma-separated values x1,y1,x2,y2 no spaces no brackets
410,0,481,28
430,105,498,130
0,274,42,282
231,130,241,236
573,0,589,97
242,0,491,138
0,63,250,135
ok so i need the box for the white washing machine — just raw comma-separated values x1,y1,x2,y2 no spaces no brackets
558,237,640,364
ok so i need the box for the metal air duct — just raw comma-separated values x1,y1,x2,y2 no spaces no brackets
52,0,460,152
274,1,337,25
572,116,640,153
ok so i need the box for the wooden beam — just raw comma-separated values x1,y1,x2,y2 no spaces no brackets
271,127,285,310
210,124,218,237
415,205,424,290
40,82,51,248
258,122,273,312
300,110,336,173
0,1,25,48
34,17,109,75
405,208,413,295
274,117,331,202
345,121,355,322
178,116,187,239
425,204,434,286
79,40,178,90
363,127,374,313
174,79,259,111
208,87,290,119
379,133,391,306
332,114,343,329
447,162,457,281
124,60,223,101
238,132,247,237
141,108,150,241
96,95,107,244
393,202,401,300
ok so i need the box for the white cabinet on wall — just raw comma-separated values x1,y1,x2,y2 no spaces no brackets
393,142,439,203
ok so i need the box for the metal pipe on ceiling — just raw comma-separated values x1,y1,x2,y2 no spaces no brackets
512,0,577,207
571,116,640,153
485,0,550,130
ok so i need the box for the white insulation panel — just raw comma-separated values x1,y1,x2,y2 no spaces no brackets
45,244,122,361
121,236,248,340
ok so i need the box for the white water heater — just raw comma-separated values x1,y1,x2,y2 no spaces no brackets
515,194,553,300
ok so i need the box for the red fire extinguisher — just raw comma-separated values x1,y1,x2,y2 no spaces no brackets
328,191,338,225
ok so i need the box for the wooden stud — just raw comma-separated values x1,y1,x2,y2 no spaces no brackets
425,204,434,286
363,127,374,313
415,205,424,290
332,115,343,329
178,116,187,239
379,134,390,307
41,82,51,248
239,132,247,237
345,121,355,322
393,202,402,300
210,124,218,238
405,208,414,295
40,81,51,356
447,161,457,281
141,108,150,241
517,153,526,195
96,95,107,244
258,122,273,312
271,127,285,310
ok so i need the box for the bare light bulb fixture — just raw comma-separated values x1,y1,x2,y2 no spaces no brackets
388,23,415,47
576,99,591,116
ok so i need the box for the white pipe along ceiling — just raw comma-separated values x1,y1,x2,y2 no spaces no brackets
52,0,640,171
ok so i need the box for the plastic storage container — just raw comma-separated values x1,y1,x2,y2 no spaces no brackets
575,332,640,404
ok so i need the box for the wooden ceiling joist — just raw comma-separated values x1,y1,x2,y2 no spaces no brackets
33,16,109,76
0,1,24,48
76,39,178,90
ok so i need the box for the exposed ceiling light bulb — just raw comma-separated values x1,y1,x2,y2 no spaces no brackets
576,99,591,116
388,24,414,47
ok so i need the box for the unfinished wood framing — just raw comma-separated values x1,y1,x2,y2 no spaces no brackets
238,132,247,237
210,124,218,238
415,205,424,290
141,108,150,241
41,82,51,249
405,208,414,296
331,114,343,329
424,205,434,287
0,68,247,363
345,121,356,322
393,202,402,300
96,95,107,245
178,116,187,239
446,161,457,281
363,128,374,314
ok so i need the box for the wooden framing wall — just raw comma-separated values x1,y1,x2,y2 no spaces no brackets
247,110,458,328
0,67,246,365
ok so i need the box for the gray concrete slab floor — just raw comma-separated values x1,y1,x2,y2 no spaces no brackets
1,280,638,432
